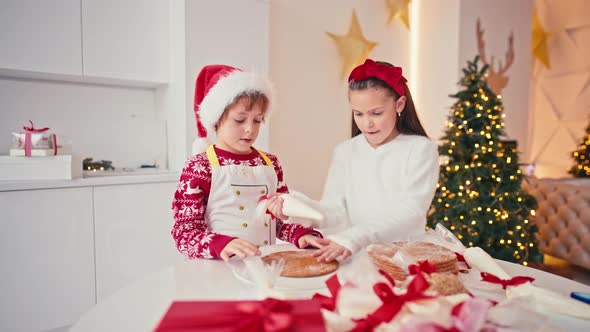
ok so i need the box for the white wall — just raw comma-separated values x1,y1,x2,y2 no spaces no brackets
269,0,536,198
0,78,166,169
416,0,533,149
157,0,187,171
528,0,590,178
269,0,411,199
185,0,270,156
458,0,534,157
414,0,461,142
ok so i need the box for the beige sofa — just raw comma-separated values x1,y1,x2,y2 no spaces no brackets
522,177,590,269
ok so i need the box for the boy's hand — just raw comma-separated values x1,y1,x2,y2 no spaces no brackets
297,234,325,249
265,194,289,220
220,239,261,262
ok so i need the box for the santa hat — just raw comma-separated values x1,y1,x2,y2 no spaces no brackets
192,64,273,154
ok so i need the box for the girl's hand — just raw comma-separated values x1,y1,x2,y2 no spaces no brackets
265,194,289,220
311,239,352,263
220,239,261,262
297,234,325,249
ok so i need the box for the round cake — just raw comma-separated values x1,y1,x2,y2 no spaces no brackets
261,250,339,278
367,241,458,281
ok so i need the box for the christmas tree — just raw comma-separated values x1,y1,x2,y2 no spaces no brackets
568,121,590,177
428,56,543,265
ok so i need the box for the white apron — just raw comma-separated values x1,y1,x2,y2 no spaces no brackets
205,145,278,246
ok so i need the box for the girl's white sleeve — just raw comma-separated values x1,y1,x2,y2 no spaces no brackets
328,141,440,254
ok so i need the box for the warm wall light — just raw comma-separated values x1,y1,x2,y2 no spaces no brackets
409,0,420,101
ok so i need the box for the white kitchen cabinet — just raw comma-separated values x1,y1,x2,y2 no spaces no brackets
93,182,183,302
81,0,169,83
0,188,95,332
0,0,83,76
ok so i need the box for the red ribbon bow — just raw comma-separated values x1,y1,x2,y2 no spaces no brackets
348,59,407,96
236,298,293,332
352,273,432,331
23,120,50,133
312,274,342,311
408,260,438,275
480,272,535,290
155,298,295,332
21,120,56,157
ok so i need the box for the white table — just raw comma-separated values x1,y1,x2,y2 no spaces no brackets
70,247,590,332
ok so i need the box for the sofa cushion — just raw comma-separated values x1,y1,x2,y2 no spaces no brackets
523,177,590,269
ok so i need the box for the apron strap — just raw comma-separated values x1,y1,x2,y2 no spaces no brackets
252,147,273,166
206,145,273,167
206,145,221,167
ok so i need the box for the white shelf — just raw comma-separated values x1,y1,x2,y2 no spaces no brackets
0,68,166,89
0,171,179,192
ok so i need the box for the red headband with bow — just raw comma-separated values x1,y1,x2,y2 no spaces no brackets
348,59,407,96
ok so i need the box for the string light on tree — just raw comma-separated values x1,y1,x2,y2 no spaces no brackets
427,56,543,264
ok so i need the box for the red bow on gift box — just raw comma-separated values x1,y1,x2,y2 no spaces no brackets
154,298,326,332
21,120,57,156
23,120,49,133
351,273,433,331
312,274,342,311
236,299,293,332
480,272,535,290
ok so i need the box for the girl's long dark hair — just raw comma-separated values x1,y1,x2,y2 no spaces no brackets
349,62,428,138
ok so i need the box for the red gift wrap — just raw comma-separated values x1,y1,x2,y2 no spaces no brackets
154,298,326,332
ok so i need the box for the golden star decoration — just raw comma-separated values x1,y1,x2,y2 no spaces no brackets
326,10,378,79
532,10,550,69
386,0,411,29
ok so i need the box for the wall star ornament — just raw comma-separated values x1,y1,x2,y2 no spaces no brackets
386,0,411,29
326,9,378,79
532,11,550,68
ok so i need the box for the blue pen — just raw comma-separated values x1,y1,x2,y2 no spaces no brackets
571,292,590,305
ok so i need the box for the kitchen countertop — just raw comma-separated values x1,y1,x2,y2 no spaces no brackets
0,170,180,191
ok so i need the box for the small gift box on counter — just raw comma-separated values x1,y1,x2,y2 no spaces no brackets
1,121,78,180
11,120,57,156
9,120,70,157
154,298,326,332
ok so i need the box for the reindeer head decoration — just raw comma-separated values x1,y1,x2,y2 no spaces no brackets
476,18,514,96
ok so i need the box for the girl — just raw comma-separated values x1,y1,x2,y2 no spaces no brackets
171,64,322,261
305,59,440,262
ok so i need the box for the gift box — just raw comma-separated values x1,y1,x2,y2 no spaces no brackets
0,155,73,180
10,121,59,157
154,298,326,332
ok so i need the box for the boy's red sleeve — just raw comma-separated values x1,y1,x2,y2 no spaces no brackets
171,154,235,259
